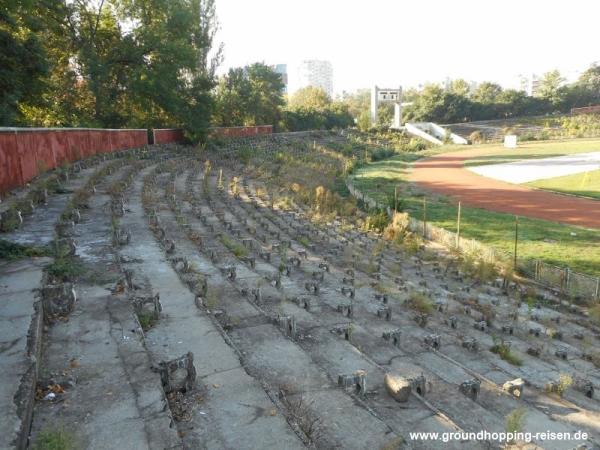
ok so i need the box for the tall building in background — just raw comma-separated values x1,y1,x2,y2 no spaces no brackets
297,60,333,97
519,74,541,96
273,64,288,93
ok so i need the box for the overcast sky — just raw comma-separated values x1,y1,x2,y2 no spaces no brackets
214,0,599,95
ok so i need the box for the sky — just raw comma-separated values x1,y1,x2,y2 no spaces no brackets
214,0,600,96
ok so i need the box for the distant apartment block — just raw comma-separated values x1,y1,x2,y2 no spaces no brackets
519,74,541,96
297,60,333,97
273,64,288,93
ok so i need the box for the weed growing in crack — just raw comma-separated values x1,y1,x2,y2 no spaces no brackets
505,407,527,436
297,237,310,248
278,388,322,445
406,292,433,314
0,240,51,260
490,335,522,366
137,310,158,331
46,258,84,282
219,235,248,258
205,286,222,310
32,426,77,450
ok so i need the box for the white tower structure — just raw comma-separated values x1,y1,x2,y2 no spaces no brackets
371,86,403,128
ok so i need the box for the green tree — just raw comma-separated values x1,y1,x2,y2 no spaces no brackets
213,68,251,126
283,86,353,131
578,64,600,96
449,79,471,97
0,1,49,124
245,63,285,126
288,86,331,111
567,64,600,108
213,63,285,127
472,82,502,104
404,84,471,123
21,0,220,140
376,103,394,128
536,70,567,109
340,89,370,120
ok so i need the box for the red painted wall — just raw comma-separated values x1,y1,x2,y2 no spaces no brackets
153,128,186,145
209,125,273,139
0,128,147,195
571,106,600,115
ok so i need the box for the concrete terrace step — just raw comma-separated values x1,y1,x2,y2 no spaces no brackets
28,163,179,450
118,169,305,449
0,258,48,450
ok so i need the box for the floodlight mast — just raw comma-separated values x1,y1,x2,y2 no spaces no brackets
371,86,403,128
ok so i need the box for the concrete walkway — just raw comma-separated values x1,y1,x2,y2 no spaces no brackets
29,169,179,450
0,258,47,449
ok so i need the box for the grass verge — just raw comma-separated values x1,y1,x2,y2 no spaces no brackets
526,169,600,200
463,138,600,167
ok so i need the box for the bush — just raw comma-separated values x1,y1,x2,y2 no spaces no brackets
383,212,410,243
363,209,390,232
519,132,537,142
406,138,428,152
468,131,484,144
545,374,572,397
370,148,395,162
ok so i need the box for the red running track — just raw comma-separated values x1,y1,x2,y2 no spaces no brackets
409,148,600,230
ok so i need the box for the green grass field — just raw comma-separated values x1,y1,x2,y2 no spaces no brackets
526,169,600,200
464,138,600,167
352,144,600,276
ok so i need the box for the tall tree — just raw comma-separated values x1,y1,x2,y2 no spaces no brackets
213,63,284,127
288,86,331,112
536,70,567,109
245,63,285,126
568,64,600,107
213,68,251,126
0,1,49,124
21,0,220,139
340,89,370,119
449,79,471,97
472,82,502,104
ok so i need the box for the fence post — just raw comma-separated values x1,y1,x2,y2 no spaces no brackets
422,197,427,238
596,277,600,301
456,201,461,249
513,215,519,271
535,260,540,281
